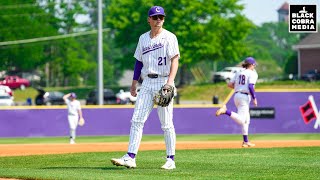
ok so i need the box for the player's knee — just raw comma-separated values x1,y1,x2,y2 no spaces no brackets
161,125,175,132
131,121,144,129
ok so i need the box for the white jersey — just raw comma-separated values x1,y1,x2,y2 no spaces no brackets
231,69,258,93
65,99,81,117
134,29,180,78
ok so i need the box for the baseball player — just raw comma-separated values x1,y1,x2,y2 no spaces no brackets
63,92,83,144
111,5,180,170
216,57,258,147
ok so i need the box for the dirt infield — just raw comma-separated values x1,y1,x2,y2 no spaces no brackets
1,140,320,157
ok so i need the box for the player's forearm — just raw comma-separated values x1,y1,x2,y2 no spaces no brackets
167,55,179,85
249,83,256,99
131,80,138,87
130,80,139,97
78,109,83,118
63,93,70,100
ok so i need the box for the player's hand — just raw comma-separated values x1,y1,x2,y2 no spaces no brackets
227,82,234,89
253,98,258,107
130,85,137,97
130,80,138,97
166,80,174,86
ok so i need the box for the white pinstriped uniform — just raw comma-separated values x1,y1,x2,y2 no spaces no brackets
127,29,180,155
229,69,258,135
65,99,81,130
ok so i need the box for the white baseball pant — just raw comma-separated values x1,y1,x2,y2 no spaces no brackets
68,115,78,139
128,77,176,156
230,93,251,135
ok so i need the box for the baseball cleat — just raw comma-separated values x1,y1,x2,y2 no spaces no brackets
242,142,255,148
215,105,227,116
69,139,76,144
111,154,136,168
161,158,176,170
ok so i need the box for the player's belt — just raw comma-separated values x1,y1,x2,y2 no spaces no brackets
236,92,249,95
147,74,168,78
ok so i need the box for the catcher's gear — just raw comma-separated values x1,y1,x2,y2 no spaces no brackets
153,84,175,107
78,117,85,126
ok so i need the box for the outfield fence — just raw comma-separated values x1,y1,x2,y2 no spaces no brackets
0,91,319,137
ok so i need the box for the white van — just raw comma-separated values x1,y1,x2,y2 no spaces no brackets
212,67,244,83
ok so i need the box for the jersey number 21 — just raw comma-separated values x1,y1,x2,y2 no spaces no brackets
158,57,167,65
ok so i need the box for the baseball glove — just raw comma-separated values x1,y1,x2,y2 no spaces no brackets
78,117,85,126
153,84,175,107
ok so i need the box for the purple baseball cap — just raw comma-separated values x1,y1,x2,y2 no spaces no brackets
70,92,77,98
148,6,166,17
245,57,256,65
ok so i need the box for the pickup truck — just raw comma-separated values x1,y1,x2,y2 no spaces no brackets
0,76,30,89
212,67,244,83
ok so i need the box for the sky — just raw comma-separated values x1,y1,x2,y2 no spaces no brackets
240,0,320,25
77,0,320,25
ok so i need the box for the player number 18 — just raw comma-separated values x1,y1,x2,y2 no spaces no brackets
238,75,246,85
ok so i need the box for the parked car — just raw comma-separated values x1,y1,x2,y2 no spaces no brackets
0,76,30,90
116,89,137,104
86,89,118,105
35,88,65,105
212,67,244,83
0,85,13,96
0,92,14,106
301,69,320,81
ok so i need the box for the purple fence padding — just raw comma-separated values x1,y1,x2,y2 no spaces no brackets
223,92,320,134
0,91,319,137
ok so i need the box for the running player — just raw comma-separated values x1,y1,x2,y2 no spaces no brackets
216,57,258,147
63,92,83,144
111,5,180,170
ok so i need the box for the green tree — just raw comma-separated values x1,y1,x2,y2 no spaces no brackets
106,0,254,85
39,1,89,86
284,53,298,76
255,60,283,80
0,0,58,71
246,22,306,67
80,0,124,86
0,0,108,87
38,0,106,87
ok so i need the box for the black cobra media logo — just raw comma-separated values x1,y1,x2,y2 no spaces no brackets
289,5,317,33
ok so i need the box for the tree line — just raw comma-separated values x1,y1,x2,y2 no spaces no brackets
0,0,305,87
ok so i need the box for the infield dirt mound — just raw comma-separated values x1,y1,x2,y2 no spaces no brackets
1,140,320,157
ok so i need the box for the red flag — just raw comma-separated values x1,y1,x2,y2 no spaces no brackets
299,100,317,124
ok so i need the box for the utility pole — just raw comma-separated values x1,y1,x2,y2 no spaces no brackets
97,0,103,105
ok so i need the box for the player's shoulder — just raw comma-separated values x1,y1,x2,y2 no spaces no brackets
249,69,258,78
241,68,249,74
139,31,150,39
243,68,256,74
251,69,258,75
162,29,177,38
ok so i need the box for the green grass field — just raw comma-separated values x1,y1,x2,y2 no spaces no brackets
0,147,319,180
0,134,320,179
